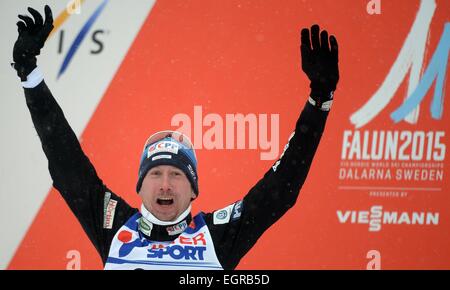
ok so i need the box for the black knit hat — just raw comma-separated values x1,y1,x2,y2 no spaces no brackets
136,131,198,195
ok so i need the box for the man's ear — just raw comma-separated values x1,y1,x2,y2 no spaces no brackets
191,190,197,201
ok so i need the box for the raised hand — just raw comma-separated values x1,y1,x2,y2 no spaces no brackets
12,5,53,80
301,24,339,108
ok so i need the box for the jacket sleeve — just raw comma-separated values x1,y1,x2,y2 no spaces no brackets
23,80,137,264
205,101,329,269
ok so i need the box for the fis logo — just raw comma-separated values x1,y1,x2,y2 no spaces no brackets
48,0,110,79
351,0,449,128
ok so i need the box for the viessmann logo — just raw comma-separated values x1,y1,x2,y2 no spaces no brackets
337,205,439,232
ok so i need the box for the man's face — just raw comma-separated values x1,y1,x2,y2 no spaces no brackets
139,165,196,222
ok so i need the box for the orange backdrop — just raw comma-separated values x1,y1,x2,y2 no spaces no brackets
9,0,450,269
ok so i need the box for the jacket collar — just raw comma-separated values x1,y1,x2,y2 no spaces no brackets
138,204,192,241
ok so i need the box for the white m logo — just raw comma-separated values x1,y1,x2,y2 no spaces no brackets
351,0,449,128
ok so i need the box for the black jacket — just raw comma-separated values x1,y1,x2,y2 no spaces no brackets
24,81,329,269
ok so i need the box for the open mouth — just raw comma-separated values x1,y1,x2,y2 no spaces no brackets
157,197,174,206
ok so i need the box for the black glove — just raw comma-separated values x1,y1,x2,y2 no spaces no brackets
12,5,53,81
301,24,339,108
